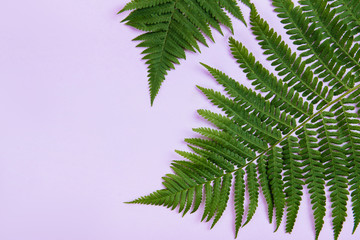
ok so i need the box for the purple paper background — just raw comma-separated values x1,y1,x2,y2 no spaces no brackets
0,0,358,239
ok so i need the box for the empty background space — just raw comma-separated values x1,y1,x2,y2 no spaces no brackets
0,0,358,239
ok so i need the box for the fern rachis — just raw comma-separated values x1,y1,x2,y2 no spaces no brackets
128,1,360,239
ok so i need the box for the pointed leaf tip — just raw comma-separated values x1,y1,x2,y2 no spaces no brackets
150,92,156,106
199,62,209,68
196,85,206,92
118,6,128,15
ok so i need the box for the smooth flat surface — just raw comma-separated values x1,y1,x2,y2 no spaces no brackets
0,0,359,239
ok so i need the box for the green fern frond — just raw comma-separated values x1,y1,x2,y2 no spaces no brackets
272,0,355,96
257,156,274,224
201,63,296,133
328,0,360,41
229,37,314,121
243,163,259,226
249,8,333,109
211,173,232,228
297,124,326,239
266,146,285,231
120,0,247,105
299,0,360,76
315,111,349,240
281,136,303,233
129,1,360,239
234,168,245,237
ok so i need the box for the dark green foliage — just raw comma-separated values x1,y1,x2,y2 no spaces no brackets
234,169,245,237
281,136,303,233
297,124,326,239
243,163,259,226
328,0,360,41
120,0,247,105
266,147,285,231
129,1,360,239
257,156,274,224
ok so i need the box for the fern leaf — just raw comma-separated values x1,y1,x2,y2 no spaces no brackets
187,141,244,169
201,63,296,133
211,173,233,228
182,187,194,215
193,184,203,213
229,37,313,121
243,163,259,226
219,0,246,24
266,147,285,231
202,181,214,221
234,169,246,237
281,136,304,233
175,150,224,178
258,156,274,224
350,88,360,115
272,0,354,97
239,0,251,7
204,177,222,222
250,8,332,109
332,98,360,233
197,86,282,143
314,112,349,240
120,0,247,104
297,125,326,239
329,0,360,41
193,127,256,160
197,109,269,152
299,0,360,76
128,1,360,239
188,145,236,172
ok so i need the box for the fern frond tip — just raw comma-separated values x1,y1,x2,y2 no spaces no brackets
199,62,211,70
196,85,205,91
352,224,359,234
117,7,126,14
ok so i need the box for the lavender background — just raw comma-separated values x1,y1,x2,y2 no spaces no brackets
0,0,359,239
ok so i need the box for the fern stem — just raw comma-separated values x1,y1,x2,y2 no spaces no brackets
243,82,360,168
